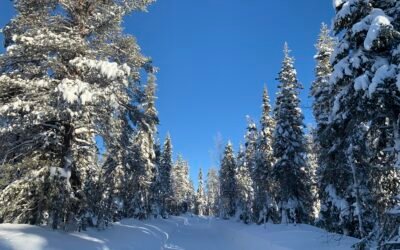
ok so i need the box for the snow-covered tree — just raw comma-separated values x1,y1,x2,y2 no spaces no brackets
311,23,335,127
0,0,154,229
305,130,320,223
253,87,278,224
321,1,400,245
128,73,159,219
219,142,237,219
273,43,313,225
171,155,192,215
236,145,254,224
195,168,206,216
159,134,174,218
206,168,220,216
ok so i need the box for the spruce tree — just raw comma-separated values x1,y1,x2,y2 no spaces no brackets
322,1,400,245
195,168,206,216
273,43,313,225
219,142,237,219
236,145,254,224
159,134,174,218
253,87,278,224
171,155,191,214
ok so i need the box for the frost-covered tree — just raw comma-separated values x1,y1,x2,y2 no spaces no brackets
273,43,313,225
253,87,278,224
128,73,158,219
171,155,191,215
320,0,400,245
305,130,320,223
195,168,206,216
0,0,154,229
311,23,335,127
159,134,174,218
219,142,237,219
206,168,220,216
236,145,254,224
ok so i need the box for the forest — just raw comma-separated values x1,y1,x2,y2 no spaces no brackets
0,0,400,249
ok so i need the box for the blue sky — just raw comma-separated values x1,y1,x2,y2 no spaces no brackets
0,1,335,186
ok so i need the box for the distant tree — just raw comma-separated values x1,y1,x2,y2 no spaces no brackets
206,168,220,216
236,145,254,224
195,168,206,216
159,134,174,218
219,142,237,219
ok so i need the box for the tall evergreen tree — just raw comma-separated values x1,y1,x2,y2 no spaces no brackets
219,142,237,219
171,155,191,215
322,1,400,246
206,168,220,216
311,23,335,126
159,134,174,218
129,73,159,219
273,43,313,225
0,0,154,229
236,145,254,224
253,87,278,224
195,168,206,216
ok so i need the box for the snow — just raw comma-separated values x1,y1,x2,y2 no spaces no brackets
57,79,93,105
364,12,391,50
69,57,131,81
333,0,344,8
396,73,400,92
0,216,358,250
50,167,71,181
354,74,369,91
369,64,395,96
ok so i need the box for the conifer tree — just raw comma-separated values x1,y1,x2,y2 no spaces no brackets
236,145,254,224
195,168,206,216
253,87,278,224
171,155,191,214
273,43,313,225
321,1,400,245
219,142,237,219
206,168,220,216
159,134,174,218
0,0,154,229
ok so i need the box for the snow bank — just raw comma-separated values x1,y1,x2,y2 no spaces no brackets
0,216,358,250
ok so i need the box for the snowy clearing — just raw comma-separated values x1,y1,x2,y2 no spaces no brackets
0,216,358,250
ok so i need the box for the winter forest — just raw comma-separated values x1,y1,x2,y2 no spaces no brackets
0,0,400,250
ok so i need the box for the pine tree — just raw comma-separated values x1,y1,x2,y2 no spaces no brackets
159,134,174,218
273,43,313,225
236,145,254,224
195,168,206,216
206,168,220,216
219,142,237,219
0,0,154,229
322,1,400,245
253,87,278,224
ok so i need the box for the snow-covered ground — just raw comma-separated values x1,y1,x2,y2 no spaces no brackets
0,216,358,250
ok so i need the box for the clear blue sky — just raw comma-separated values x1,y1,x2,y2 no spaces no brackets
0,1,335,186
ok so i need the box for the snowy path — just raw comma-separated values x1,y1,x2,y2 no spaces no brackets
0,216,358,250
